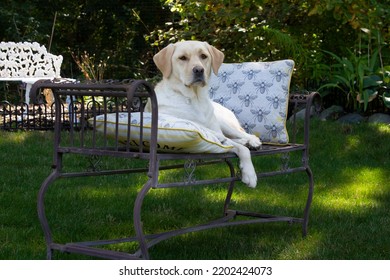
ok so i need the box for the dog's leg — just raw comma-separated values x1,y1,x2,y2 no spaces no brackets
213,102,261,149
229,134,261,149
225,139,257,188
219,120,261,149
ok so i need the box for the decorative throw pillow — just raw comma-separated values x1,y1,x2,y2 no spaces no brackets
209,60,294,144
91,112,233,153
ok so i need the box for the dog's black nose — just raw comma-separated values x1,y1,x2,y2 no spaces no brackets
193,66,204,74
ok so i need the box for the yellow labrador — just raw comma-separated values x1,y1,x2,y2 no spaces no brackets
146,41,261,188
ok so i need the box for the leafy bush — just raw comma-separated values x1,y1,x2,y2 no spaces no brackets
318,49,387,111
146,1,310,68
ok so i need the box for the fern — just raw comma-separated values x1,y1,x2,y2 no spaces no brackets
262,26,305,60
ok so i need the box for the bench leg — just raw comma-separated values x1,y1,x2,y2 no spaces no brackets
37,171,60,259
223,159,237,215
133,180,153,260
303,167,314,237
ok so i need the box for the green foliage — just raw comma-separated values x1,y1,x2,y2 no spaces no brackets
147,0,309,64
318,49,385,111
383,90,390,108
377,65,390,109
308,0,389,42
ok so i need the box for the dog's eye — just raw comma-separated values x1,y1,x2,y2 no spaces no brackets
200,54,208,59
179,56,187,61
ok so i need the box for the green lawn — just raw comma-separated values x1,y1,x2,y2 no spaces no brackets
1,120,390,259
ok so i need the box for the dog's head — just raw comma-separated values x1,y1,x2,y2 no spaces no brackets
153,41,224,88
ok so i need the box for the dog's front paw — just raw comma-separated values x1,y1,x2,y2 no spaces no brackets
247,135,262,149
240,164,257,188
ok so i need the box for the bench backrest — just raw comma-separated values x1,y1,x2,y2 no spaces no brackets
209,60,294,145
0,41,63,79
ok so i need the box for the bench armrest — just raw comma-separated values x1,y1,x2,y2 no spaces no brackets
289,92,321,146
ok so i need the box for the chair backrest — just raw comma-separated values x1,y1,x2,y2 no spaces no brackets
209,60,294,144
0,41,63,79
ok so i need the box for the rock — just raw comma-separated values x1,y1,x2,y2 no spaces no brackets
293,108,305,120
367,113,390,124
290,106,316,121
293,107,307,120
319,105,345,121
337,113,365,124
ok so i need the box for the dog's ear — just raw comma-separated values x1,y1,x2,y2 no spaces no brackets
205,42,224,75
153,44,175,79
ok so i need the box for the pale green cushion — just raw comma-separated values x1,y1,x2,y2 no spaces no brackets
209,60,294,144
91,112,233,153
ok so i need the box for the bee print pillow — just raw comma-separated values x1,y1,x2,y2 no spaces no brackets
209,60,294,145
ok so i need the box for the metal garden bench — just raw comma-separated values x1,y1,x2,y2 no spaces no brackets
32,59,320,260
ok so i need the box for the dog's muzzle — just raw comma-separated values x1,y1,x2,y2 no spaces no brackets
190,66,205,86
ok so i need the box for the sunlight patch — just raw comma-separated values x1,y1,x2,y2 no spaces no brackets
318,167,386,212
345,135,360,151
278,232,323,259
376,124,390,134
0,132,28,144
